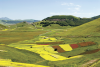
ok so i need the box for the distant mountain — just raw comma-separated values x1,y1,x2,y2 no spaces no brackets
14,19,40,22
21,19,40,23
0,17,12,20
0,17,40,25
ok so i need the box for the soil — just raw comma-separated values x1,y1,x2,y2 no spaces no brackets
70,44,79,49
52,45,65,53
77,41,96,47
79,49,100,55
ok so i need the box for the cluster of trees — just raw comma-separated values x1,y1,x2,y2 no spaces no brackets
40,18,93,27
40,21,76,27
16,21,28,27
40,22,51,27
91,15,100,19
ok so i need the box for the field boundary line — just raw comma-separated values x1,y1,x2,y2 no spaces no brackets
89,59,100,67
80,59,99,67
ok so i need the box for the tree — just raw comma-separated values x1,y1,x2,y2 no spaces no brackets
68,20,75,26
23,21,26,23
56,21,68,26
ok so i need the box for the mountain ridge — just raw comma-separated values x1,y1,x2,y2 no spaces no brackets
0,17,40,25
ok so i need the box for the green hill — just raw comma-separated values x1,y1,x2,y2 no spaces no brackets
43,24,72,29
30,15,100,28
42,15,80,21
0,24,6,30
40,15,93,27
6,21,35,31
0,20,10,25
50,18,100,36
12,22,35,31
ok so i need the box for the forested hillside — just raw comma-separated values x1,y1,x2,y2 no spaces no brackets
40,15,99,27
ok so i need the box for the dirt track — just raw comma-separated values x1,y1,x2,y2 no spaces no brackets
81,59,99,67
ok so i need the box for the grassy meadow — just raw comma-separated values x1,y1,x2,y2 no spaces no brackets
0,31,48,45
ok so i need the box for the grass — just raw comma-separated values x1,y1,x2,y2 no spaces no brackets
0,31,47,45
0,45,46,64
48,18,100,37
0,58,49,67
6,34,99,66
38,18,100,66
7,38,84,62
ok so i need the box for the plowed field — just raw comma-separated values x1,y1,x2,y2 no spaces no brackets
70,44,79,49
79,49,100,55
77,41,96,47
52,45,65,53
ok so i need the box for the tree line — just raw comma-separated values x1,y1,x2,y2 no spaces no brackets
40,18,93,27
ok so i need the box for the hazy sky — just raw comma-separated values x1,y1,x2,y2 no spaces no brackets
0,0,100,20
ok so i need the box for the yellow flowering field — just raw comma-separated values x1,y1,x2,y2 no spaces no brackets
0,59,49,67
39,53,83,61
49,37,57,41
59,44,73,51
2,29,8,31
8,43,83,61
0,44,5,45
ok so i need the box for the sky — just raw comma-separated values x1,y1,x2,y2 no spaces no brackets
0,0,100,20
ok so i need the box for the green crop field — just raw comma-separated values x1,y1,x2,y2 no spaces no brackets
0,31,48,45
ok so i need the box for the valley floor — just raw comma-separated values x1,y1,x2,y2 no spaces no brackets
0,28,100,67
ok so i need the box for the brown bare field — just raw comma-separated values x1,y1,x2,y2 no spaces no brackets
70,44,79,49
52,45,65,53
79,49,100,55
37,44,49,45
77,41,96,47
0,31,47,45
